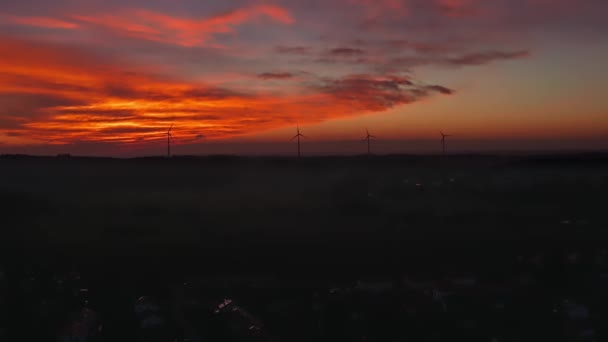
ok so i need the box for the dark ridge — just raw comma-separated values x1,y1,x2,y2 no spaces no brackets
2,152,608,172
511,152,608,166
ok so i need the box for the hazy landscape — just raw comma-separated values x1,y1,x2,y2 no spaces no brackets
2,153,606,272
2,153,608,341
1,0,607,339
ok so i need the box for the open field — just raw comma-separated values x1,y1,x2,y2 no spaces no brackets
1,153,607,273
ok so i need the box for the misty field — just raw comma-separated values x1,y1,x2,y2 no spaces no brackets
1,155,607,271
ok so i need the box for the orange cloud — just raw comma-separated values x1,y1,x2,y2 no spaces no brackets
68,4,294,47
0,36,451,147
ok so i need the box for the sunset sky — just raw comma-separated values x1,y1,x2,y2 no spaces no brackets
0,0,607,156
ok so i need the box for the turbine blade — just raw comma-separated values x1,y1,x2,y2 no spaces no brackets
291,135,298,141
168,123,174,132
370,135,377,139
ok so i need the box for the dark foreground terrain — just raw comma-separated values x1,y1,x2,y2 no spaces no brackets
1,153,608,341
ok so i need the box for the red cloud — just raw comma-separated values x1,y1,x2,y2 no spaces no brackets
436,0,482,17
76,5,293,46
6,4,294,47
202,4,294,26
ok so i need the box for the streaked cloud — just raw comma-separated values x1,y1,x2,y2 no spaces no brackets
276,46,313,54
73,5,293,47
0,35,452,145
2,15,79,29
328,47,365,56
316,74,452,111
0,0,606,153
257,72,295,80
446,50,531,65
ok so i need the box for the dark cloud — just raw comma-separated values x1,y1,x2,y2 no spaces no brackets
181,87,245,100
51,109,137,119
257,72,295,80
329,47,365,56
426,85,454,95
384,40,455,54
446,50,530,65
0,73,93,94
50,110,223,123
236,118,275,125
103,84,169,101
0,93,84,125
313,44,529,73
276,45,313,54
95,126,164,134
315,74,451,111
314,58,338,64
0,93,79,109
388,56,434,68
314,57,371,65
382,49,530,71
103,83,242,101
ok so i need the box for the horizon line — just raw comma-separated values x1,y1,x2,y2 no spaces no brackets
3,150,608,160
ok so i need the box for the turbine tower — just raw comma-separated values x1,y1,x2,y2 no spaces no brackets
364,129,377,155
440,131,452,155
291,125,305,158
166,124,174,158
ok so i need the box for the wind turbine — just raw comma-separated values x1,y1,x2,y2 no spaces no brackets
440,131,452,155
291,125,306,158
166,124,174,158
364,129,377,155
